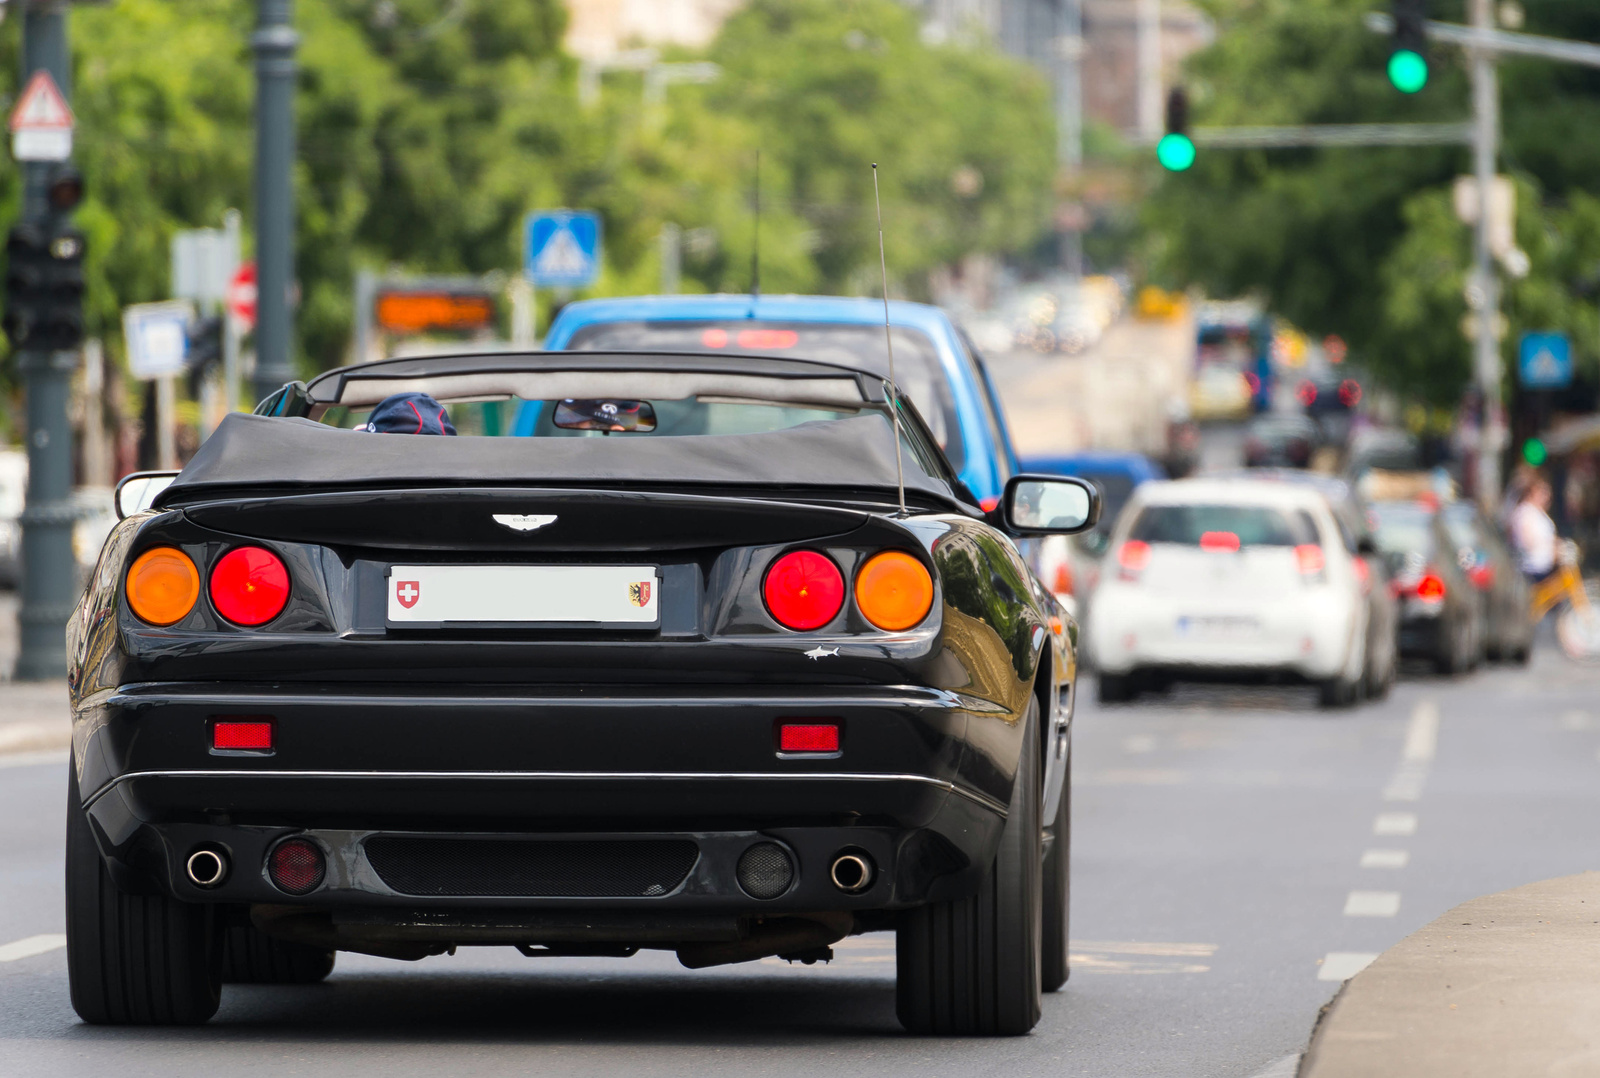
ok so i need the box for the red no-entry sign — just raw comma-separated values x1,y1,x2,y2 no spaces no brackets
227,261,256,331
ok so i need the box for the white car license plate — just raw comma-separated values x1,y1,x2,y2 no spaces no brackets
1176,615,1259,639
387,565,659,626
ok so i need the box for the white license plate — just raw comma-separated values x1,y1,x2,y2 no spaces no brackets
1176,615,1259,639
387,565,659,626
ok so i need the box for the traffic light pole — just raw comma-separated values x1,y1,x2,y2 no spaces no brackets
252,0,296,406
1469,0,1504,507
14,2,76,681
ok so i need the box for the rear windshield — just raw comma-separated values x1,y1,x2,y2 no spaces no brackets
1128,504,1318,547
1441,504,1485,551
1368,503,1437,556
318,397,853,438
564,320,964,470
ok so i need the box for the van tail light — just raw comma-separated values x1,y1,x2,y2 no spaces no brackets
126,547,201,626
1414,572,1447,602
1468,564,1495,590
1294,544,1326,580
209,547,291,626
764,550,845,630
1117,540,1151,581
855,551,934,631
1199,531,1240,553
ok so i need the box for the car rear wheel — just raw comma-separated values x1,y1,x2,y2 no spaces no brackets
1042,745,1071,993
897,699,1043,1036
66,769,222,1025
221,924,335,984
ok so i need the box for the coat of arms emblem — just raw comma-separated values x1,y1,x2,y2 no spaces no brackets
629,581,651,607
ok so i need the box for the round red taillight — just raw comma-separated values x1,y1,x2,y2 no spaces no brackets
763,550,845,631
209,546,291,626
267,838,325,895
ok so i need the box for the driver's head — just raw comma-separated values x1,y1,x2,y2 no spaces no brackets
361,392,457,435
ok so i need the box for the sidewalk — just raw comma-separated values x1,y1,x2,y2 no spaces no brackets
0,591,71,757
1301,871,1600,1077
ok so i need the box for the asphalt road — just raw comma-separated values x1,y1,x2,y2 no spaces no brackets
4,650,1599,1077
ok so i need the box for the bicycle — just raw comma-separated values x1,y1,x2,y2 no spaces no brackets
1530,539,1600,662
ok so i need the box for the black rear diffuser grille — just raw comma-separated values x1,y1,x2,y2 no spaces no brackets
363,836,699,898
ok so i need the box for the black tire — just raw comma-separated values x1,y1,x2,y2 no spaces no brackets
66,769,222,1025
221,924,335,984
897,700,1043,1035
1097,672,1137,705
1041,745,1070,993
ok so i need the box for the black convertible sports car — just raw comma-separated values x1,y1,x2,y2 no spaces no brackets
65,351,1098,1035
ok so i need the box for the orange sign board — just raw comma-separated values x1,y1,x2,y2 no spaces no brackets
375,290,496,335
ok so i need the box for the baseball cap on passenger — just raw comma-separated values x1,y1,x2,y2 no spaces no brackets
361,392,457,435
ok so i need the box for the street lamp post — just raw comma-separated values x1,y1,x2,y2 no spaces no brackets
1469,0,1504,508
13,2,76,681
252,0,296,406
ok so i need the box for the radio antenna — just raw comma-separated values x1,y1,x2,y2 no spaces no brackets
750,150,762,300
872,163,907,518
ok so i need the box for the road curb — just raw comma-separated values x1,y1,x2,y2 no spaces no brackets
1300,870,1600,1078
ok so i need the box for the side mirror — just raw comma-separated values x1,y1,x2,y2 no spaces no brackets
114,471,178,519
1002,474,1101,536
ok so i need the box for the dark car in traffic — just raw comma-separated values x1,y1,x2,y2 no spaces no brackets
1368,499,1485,673
1440,500,1533,664
1244,414,1320,469
67,351,1100,1036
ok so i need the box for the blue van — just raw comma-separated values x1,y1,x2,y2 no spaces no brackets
541,295,1020,508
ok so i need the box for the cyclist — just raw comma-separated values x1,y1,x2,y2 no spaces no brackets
1512,477,1557,585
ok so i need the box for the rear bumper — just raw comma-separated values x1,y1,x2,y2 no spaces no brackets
75,682,1016,915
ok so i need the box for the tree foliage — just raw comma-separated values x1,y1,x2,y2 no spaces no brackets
1145,0,1600,404
0,0,1052,407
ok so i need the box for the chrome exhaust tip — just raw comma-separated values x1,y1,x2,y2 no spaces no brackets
829,852,874,894
185,848,229,888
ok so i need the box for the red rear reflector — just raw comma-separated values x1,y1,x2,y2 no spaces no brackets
212,720,273,751
780,723,840,753
737,328,799,350
1200,531,1241,553
1415,573,1447,601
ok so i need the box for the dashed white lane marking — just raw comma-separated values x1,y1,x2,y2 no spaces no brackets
1374,812,1417,836
1343,891,1401,917
1121,734,1157,754
1318,951,1379,981
0,934,66,962
1360,848,1410,869
1560,710,1594,731
1383,699,1439,801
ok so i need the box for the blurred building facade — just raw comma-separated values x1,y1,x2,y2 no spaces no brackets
564,0,744,61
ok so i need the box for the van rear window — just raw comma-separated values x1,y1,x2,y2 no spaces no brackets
1129,504,1317,547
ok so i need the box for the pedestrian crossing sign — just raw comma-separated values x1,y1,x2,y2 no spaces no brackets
523,210,601,288
1519,332,1572,390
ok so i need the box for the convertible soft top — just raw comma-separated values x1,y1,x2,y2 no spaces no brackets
156,411,969,510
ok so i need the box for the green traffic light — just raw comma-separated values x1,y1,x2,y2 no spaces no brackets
1157,133,1196,172
1388,49,1429,93
1523,438,1548,467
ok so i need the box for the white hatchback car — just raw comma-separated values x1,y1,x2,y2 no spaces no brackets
1089,479,1369,707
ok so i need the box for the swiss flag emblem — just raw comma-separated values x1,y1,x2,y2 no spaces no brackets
396,580,421,609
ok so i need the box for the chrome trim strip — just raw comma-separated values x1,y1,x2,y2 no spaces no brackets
86,768,1008,817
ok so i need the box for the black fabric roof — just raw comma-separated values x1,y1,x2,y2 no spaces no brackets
157,412,967,510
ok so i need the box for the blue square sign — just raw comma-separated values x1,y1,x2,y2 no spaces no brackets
1519,332,1572,390
523,210,601,289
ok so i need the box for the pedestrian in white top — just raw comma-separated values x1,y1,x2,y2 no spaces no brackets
1511,477,1557,581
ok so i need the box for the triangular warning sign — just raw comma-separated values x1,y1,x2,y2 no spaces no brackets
533,226,592,279
10,71,72,131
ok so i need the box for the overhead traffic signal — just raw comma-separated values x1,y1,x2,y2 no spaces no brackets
1388,0,1429,93
1157,87,1196,172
